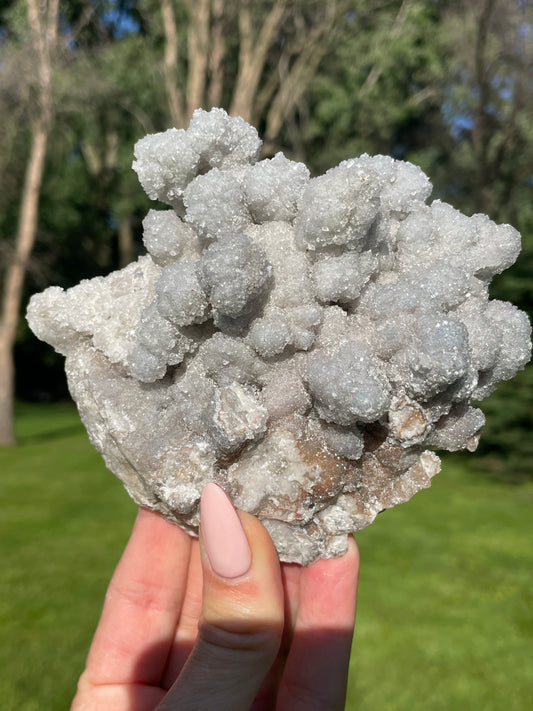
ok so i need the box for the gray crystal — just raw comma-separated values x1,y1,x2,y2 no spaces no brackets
27,108,531,565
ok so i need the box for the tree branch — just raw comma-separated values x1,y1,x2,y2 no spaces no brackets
46,0,60,48
207,0,225,108
66,1,97,46
264,0,349,146
161,0,185,127
185,0,210,119
473,0,497,211
361,0,412,94
230,0,288,121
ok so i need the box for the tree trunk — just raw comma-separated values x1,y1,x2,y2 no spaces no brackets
118,214,135,268
0,0,57,446
0,124,48,446
0,337,15,445
473,0,497,213
161,0,185,126
207,0,225,109
230,0,287,121
186,0,210,118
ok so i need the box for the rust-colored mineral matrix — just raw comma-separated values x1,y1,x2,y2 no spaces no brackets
27,109,531,564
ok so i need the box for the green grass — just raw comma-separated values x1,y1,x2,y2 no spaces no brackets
0,403,136,710
348,456,533,710
1,404,532,710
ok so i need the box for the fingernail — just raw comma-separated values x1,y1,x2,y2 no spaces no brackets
200,483,252,579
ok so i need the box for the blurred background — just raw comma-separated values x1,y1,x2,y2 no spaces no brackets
1,1,532,709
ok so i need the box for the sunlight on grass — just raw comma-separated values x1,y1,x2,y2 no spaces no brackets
1,404,532,710
1,403,137,710
347,455,533,711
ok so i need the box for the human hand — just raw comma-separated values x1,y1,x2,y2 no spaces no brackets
71,483,359,711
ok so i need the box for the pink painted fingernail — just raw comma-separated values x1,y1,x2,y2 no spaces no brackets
200,483,252,579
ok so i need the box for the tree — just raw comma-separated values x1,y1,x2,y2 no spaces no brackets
0,1,160,436
437,0,533,476
437,0,533,221
154,0,354,154
0,0,59,445
296,0,448,172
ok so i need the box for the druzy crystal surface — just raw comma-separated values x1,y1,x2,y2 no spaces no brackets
27,108,531,564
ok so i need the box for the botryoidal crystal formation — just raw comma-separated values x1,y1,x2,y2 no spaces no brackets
27,109,531,564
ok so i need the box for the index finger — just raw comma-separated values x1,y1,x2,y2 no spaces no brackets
83,508,193,687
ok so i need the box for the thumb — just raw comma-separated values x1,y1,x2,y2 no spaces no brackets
159,483,284,711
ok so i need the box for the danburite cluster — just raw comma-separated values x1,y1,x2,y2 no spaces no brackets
27,108,531,564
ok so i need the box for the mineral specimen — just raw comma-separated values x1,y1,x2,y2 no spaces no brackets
27,108,531,564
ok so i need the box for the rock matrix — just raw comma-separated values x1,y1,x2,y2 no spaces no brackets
27,109,531,564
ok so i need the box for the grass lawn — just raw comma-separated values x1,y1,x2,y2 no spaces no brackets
1,403,532,710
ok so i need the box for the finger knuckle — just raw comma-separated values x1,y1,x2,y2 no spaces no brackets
198,618,282,657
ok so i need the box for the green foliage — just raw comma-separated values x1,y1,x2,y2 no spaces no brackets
302,0,448,172
1,405,532,710
474,365,533,482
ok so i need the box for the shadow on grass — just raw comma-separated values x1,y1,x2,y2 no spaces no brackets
442,450,533,485
17,423,86,446
12,402,85,446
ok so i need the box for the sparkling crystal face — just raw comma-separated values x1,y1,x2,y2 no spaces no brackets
27,108,531,564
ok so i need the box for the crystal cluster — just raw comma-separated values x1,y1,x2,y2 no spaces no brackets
27,109,531,564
